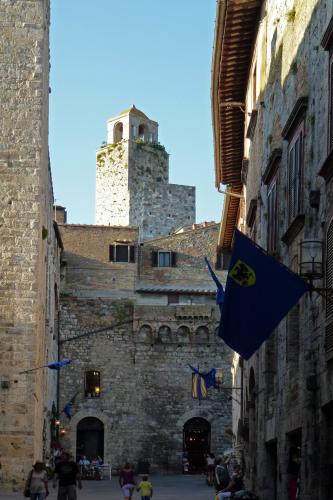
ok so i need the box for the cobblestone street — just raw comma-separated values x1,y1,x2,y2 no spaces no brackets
0,475,213,500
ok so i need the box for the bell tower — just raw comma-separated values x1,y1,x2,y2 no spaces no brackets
95,106,195,239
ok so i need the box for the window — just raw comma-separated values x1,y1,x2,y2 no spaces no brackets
109,244,135,263
85,371,101,398
326,219,333,357
151,251,177,267
159,252,171,267
216,250,231,270
329,54,333,152
114,122,123,143
287,121,304,224
267,170,279,253
168,294,179,304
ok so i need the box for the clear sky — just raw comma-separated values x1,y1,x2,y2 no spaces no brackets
49,0,222,225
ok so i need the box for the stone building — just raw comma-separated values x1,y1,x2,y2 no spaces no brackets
0,0,61,490
57,218,233,473
95,106,196,240
212,0,333,499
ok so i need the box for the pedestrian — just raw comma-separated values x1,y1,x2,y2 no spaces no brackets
214,457,230,493
53,451,82,500
24,461,49,499
137,474,153,500
206,453,215,486
215,464,245,498
119,462,136,500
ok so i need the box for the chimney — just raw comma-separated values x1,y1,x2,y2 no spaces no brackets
54,205,67,224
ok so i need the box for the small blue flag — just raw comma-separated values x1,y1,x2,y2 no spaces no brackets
64,402,71,419
63,392,78,420
204,257,224,311
219,230,311,359
47,359,72,370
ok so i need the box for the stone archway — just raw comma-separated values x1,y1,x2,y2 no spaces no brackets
68,410,110,464
183,417,211,473
76,417,104,461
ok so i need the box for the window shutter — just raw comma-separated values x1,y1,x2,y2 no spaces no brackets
129,245,135,263
216,252,222,270
171,252,177,267
330,57,333,152
151,251,158,267
109,245,115,262
326,220,333,318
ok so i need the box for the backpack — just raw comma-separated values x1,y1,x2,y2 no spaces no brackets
215,464,230,490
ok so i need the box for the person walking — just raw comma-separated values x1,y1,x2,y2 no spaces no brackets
24,461,49,499
119,462,136,500
206,453,215,486
53,452,82,500
137,475,153,500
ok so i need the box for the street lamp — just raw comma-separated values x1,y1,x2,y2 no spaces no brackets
215,368,223,389
299,240,324,282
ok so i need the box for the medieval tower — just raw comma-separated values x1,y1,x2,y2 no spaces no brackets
95,106,196,239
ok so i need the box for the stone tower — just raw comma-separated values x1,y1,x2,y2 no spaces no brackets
95,106,195,239
0,0,60,489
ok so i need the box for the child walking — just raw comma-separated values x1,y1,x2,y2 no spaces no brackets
137,475,153,500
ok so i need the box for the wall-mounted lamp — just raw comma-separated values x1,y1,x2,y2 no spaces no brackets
299,240,324,282
215,368,223,389
55,419,60,427
95,386,101,395
60,428,66,436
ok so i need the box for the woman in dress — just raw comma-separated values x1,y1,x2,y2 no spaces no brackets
119,462,136,500
24,461,49,500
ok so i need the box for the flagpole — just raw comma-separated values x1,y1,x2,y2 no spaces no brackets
19,364,49,374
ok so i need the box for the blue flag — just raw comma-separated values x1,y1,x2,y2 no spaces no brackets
219,230,311,360
63,392,78,420
47,359,72,370
205,257,224,311
189,365,217,389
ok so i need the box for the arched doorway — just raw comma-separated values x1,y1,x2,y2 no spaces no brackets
183,417,210,473
76,417,104,461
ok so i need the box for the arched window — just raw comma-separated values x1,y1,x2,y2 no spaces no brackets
138,124,147,141
138,324,152,343
177,325,190,343
85,371,101,398
195,326,209,343
158,325,171,343
114,122,123,143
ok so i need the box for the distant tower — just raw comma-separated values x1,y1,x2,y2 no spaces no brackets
95,105,195,239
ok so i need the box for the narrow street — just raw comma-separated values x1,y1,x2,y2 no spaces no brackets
0,475,212,500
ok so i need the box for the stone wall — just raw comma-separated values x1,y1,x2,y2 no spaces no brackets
58,222,232,472
58,297,232,472
221,1,333,498
0,0,60,490
138,223,224,287
59,224,138,298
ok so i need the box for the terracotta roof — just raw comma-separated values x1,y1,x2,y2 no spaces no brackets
136,284,217,294
108,105,150,122
212,0,262,248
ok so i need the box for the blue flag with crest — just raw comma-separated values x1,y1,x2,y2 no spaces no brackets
219,230,311,360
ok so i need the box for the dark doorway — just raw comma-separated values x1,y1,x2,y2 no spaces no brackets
76,417,104,461
265,440,277,500
183,417,210,473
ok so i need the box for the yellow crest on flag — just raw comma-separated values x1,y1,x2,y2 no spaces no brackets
229,259,256,287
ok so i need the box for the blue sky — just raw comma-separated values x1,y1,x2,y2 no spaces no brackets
49,0,222,224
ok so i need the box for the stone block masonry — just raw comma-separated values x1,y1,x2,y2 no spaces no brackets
0,0,60,490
